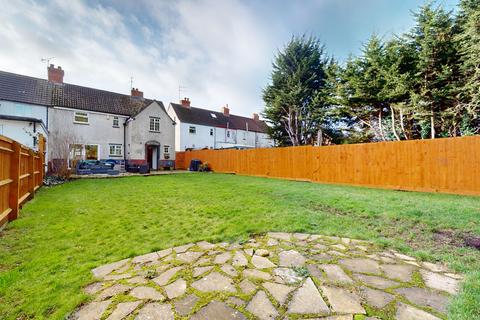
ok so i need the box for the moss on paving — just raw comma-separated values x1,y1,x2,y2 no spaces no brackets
0,173,479,319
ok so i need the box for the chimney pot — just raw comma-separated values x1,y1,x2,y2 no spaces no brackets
222,104,230,116
131,87,144,98
47,64,65,84
180,97,191,107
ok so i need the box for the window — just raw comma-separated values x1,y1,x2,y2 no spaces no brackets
227,130,231,138
113,116,119,127
150,117,160,132
210,128,214,136
85,144,99,160
189,126,196,134
69,144,83,160
74,112,89,124
109,144,122,157
210,113,217,118
164,145,170,154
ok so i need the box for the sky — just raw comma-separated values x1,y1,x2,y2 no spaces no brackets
0,0,459,118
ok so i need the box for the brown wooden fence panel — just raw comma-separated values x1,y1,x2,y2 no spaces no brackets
176,136,480,196
0,134,45,229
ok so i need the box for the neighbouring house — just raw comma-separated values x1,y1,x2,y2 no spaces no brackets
0,65,176,171
167,98,274,151
0,71,49,151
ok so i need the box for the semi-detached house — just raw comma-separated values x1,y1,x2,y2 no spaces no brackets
0,65,175,170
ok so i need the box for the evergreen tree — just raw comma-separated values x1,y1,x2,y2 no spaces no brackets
263,36,333,146
407,4,460,138
456,0,480,134
337,35,392,141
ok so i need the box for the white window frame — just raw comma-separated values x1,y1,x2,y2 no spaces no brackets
189,126,196,134
109,144,122,157
112,116,119,128
74,112,89,124
163,145,170,154
150,117,160,132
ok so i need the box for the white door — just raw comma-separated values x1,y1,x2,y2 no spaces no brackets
152,147,158,170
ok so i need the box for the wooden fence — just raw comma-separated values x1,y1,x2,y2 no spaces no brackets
0,135,45,229
176,136,480,196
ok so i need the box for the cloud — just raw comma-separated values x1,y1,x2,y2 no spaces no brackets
0,0,275,117
0,0,460,117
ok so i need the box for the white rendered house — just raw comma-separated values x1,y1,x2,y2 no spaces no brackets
167,98,274,151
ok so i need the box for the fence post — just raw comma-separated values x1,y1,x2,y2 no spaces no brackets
39,134,45,183
28,149,35,198
9,141,20,221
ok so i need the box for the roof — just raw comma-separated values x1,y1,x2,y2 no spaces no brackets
0,70,159,116
170,103,269,133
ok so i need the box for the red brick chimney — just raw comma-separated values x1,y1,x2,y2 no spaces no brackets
131,88,143,98
180,97,191,108
253,113,259,121
222,104,230,116
47,64,64,84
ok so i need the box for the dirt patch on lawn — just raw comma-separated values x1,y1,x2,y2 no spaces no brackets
433,229,480,250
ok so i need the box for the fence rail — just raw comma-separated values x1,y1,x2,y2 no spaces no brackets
176,136,480,196
0,135,45,229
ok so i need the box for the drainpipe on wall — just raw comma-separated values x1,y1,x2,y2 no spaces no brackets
123,117,133,162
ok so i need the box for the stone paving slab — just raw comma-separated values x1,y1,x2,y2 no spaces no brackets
75,233,463,319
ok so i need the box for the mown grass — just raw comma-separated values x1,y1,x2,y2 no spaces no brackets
0,173,479,319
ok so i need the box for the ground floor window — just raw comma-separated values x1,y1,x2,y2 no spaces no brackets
85,145,99,160
109,144,122,157
189,126,196,134
164,145,170,159
70,144,83,161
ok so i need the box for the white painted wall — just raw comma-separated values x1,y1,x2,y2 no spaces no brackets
48,107,127,160
178,122,215,151
126,101,175,161
167,103,274,151
175,122,274,151
0,119,48,149
0,100,48,149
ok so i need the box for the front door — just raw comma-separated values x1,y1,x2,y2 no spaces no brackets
146,145,158,170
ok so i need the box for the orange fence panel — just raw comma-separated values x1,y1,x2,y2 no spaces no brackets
0,134,45,229
176,136,480,196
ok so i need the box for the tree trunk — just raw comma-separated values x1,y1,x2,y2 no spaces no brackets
390,105,401,141
317,128,323,146
378,110,386,141
430,110,435,139
399,108,409,140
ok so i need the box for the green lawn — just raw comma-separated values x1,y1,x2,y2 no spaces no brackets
0,173,479,319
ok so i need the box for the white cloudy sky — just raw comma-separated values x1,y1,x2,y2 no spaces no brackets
0,0,458,117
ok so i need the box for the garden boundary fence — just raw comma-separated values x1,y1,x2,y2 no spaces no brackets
0,134,45,229
176,136,480,196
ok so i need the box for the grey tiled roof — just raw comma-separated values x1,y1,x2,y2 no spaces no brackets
0,71,52,106
170,103,269,133
0,70,158,116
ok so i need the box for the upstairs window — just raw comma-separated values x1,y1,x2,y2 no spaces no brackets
150,117,160,132
227,130,231,138
210,128,214,136
113,116,119,127
74,112,89,124
189,126,196,134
